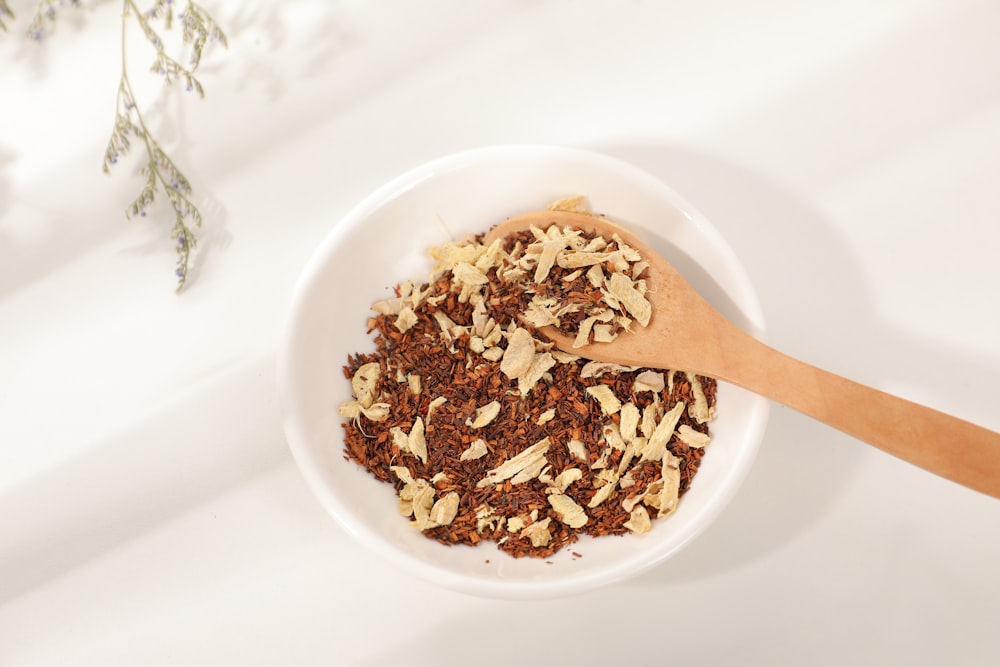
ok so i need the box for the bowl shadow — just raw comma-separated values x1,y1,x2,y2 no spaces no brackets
579,142,862,582
579,141,1000,585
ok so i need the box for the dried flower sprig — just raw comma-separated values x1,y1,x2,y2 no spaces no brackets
103,0,227,292
27,0,81,40
0,1,14,33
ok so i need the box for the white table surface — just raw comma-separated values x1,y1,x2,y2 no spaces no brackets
2,0,999,664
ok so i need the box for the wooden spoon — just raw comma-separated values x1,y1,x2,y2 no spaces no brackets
487,209,1000,499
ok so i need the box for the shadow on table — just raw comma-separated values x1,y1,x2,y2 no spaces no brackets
0,352,289,605
592,141,1000,585
353,141,1000,667
0,146,11,221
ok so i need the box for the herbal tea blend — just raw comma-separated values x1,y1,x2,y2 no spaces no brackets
339,201,717,558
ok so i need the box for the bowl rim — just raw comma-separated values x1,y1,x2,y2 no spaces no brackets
278,143,770,599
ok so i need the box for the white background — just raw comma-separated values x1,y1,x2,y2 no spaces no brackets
1,0,999,664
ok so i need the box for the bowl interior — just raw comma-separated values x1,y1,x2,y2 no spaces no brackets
280,145,769,599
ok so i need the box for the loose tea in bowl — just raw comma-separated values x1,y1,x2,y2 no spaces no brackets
280,145,769,599
339,200,719,559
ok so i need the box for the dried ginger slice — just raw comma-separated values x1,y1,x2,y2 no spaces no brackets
476,437,551,488
548,492,588,528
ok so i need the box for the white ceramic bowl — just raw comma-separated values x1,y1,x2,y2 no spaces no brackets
279,145,769,599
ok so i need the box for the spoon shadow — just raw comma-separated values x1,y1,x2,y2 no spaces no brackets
581,141,1000,582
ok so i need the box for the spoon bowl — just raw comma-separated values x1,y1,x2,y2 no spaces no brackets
489,209,1000,499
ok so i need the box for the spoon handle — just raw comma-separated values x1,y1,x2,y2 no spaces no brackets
717,332,1000,499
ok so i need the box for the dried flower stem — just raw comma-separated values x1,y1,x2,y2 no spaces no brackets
0,1,14,33
102,0,226,292
3,1,225,290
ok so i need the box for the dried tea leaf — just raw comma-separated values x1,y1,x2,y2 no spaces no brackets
676,424,711,448
466,400,502,429
548,492,588,528
586,385,622,415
